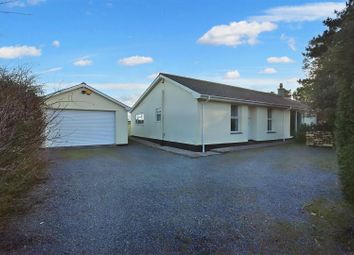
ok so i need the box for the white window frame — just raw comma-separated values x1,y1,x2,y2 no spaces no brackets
267,108,273,132
230,104,240,133
156,107,162,122
135,113,144,125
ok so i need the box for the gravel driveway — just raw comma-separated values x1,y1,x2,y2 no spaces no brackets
1,141,343,254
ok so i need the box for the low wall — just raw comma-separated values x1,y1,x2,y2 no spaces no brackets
306,131,335,148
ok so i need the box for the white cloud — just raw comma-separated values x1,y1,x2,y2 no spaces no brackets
147,73,159,80
259,67,277,74
119,56,153,66
119,94,142,107
73,57,93,67
52,40,60,47
267,56,294,64
251,2,345,23
27,0,45,5
7,0,46,7
89,83,148,90
235,77,299,92
287,37,296,51
224,70,240,79
0,45,41,59
280,34,296,51
40,67,62,74
197,21,277,47
209,76,298,93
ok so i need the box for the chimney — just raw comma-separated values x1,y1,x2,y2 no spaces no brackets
277,83,291,98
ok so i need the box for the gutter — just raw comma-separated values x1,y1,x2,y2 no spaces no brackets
199,94,307,111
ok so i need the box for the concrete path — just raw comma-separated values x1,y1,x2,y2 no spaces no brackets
130,136,293,157
129,137,220,158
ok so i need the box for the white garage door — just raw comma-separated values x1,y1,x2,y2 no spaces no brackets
46,110,115,147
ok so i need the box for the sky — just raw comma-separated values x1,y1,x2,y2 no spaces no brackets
0,0,346,106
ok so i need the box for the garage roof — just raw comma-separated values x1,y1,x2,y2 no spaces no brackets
46,83,131,111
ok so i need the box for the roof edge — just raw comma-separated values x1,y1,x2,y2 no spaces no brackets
45,83,131,111
199,94,309,110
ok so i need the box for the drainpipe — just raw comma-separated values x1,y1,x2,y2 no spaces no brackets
295,110,298,134
201,102,204,153
282,110,285,142
201,96,211,153
161,79,165,145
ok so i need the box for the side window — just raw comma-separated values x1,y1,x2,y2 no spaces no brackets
230,105,239,132
267,108,272,131
135,113,144,125
156,108,161,122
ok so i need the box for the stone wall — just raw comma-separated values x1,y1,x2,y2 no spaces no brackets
306,131,335,148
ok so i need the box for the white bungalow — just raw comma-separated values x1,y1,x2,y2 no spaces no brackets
130,73,312,152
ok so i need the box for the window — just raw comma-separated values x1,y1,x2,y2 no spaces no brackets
230,105,240,132
135,113,144,125
267,108,272,131
156,108,161,122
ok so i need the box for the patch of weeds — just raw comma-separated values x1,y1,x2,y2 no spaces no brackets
0,160,47,217
259,220,314,254
58,147,121,160
304,198,354,253
311,155,338,172
0,226,55,253
175,229,193,253
173,227,236,254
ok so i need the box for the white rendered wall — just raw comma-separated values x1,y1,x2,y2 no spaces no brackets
202,101,249,145
253,107,291,141
130,80,200,145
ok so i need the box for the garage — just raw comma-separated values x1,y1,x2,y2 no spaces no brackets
45,83,130,148
46,110,116,147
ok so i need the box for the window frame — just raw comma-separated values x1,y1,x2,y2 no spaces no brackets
230,104,240,133
155,107,162,122
135,113,144,125
267,108,273,132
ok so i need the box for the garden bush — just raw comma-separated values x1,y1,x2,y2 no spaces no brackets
0,67,48,216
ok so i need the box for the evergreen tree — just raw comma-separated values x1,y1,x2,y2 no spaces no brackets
330,1,354,202
298,0,354,202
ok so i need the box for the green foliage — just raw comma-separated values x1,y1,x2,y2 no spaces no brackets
332,2,354,203
0,67,47,216
295,3,345,125
299,0,354,203
295,124,310,143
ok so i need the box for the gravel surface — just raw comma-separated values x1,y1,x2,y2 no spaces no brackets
1,141,340,254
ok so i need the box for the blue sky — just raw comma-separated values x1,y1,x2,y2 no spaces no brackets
0,0,346,106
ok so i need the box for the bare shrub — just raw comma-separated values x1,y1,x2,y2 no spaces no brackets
0,67,47,216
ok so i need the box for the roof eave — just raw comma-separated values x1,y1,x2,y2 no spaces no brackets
130,74,201,112
130,75,164,112
46,83,131,111
199,94,307,110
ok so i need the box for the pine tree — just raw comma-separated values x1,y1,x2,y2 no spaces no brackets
331,1,354,202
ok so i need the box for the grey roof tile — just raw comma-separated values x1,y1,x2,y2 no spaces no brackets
161,73,308,110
